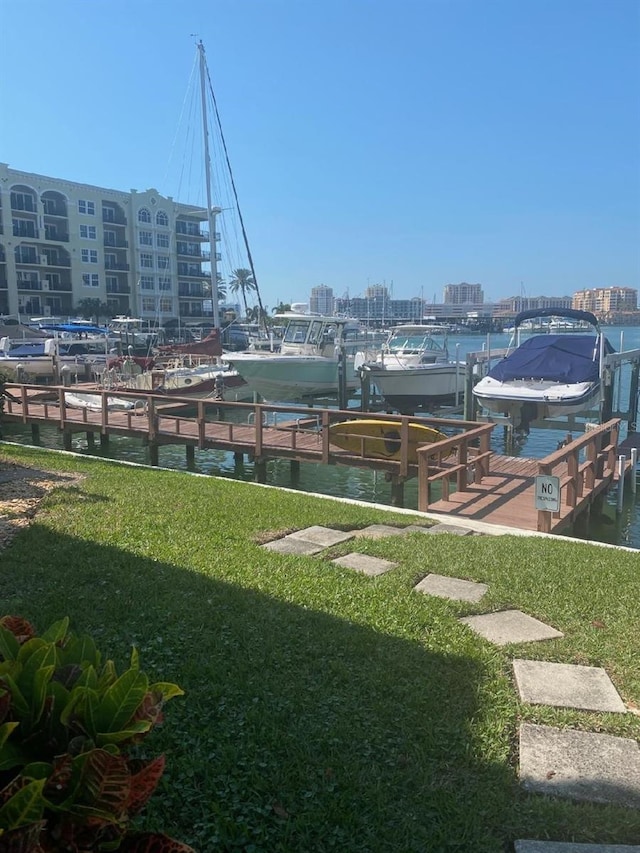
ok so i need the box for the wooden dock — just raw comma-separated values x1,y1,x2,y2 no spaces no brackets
1,384,633,536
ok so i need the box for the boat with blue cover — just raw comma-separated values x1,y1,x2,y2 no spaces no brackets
472,308,614,430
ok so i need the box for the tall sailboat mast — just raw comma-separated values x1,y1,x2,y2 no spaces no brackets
197,40,220,329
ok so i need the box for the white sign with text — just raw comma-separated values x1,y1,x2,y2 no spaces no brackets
534,475,560,512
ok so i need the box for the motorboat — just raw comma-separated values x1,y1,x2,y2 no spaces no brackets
472,308,613,430
221,311,379,402
358,324,466,414
64,392,138,412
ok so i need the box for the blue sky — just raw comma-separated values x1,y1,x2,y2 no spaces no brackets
2,0,639,310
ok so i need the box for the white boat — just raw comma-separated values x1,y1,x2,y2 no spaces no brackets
64,392,137,411
221,311,378,402
358,324,465,414
472,308,613,430
127,360,252,401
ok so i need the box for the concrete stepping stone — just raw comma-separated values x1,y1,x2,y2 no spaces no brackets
352,524,409,539
515,842,640,852
513,659,626,713
331,553,399,577
406,522,475,536
519,723,640,809
460,610,563,646
261,538,326,556
414,573,488,603
286,526,355,547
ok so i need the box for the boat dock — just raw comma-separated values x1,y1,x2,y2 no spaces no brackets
1,384,635,536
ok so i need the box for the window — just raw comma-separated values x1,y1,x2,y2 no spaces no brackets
158,276,172,291
156,232,169,248
15,246,38,264
78,200,95,215
157,255,170,270
139,230,153,246
80,224,97,239
140,252,153,269
11,191,36,212
81,249,98,263
159,297,173,312
140,275,154,291
156,210,169,226
82,273,99,288
142,296,156,312
138,207,151,224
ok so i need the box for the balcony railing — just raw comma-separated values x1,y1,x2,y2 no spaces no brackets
13,225,39,239
102,208,127,225
106,283,131,294
104,237,129,248
104,262,130,271
43,206,67,217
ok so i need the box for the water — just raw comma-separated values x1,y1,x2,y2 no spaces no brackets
2,326,639,549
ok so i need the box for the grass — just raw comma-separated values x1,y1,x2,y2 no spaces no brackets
0,443,639,852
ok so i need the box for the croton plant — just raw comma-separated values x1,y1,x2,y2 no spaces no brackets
0,615,193,851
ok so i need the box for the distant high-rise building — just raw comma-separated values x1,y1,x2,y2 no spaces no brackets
443,282,484,304
0,164,220,323
309,284,334,314
573,287,637,315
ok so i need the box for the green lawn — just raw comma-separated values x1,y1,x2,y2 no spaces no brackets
0,444,638,852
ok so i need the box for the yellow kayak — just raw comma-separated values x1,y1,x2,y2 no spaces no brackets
328,419,447,463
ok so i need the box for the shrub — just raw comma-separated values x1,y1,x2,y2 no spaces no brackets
0,615,193,851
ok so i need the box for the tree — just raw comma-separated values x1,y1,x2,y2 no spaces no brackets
273,302,291,315
228,268,256,318
75,298,112,325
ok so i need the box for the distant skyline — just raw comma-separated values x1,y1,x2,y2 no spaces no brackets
1,0,639,311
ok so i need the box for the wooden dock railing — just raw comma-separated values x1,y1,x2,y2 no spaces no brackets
535,418,621,533
416,423,494,511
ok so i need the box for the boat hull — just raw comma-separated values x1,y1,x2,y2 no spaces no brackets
473,375,601,423
365,363,465,413
221,353,361,402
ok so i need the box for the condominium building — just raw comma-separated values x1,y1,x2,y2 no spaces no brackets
443,282,484,304
0,164,221,323
309,284,334,314
492,294,573,316
573,287,638,315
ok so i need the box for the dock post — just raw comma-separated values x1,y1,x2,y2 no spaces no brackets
149,444,159,467
233,452,244,465
254,460,267,484
631,448,637,495
186,445,195,470
30,424,40,444
390,477,405,507
628,361,640,432
573,504,591,538
290,459,300,484
464,356,476,421
337,344,347,410
62,431,72,452
100,433,109,449
360,369,371,412
86,432,95,449
616,455,625,513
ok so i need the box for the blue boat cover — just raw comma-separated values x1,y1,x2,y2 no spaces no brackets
488,334,614,384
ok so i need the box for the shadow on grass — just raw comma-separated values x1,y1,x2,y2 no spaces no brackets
1,524,639,852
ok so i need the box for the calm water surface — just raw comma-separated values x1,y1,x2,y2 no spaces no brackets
3,326,639,549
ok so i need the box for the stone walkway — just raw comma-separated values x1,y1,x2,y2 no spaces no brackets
261,522,639,849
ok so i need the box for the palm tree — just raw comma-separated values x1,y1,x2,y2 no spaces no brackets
273,302,291,315
228,268,256,319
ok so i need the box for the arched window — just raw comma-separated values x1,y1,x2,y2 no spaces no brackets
138,207,151,224
156,210,168,226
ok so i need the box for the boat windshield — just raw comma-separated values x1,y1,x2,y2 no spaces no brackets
283,320,312,344
388,333,445,355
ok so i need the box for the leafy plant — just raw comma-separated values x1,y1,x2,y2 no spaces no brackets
0,615,192,852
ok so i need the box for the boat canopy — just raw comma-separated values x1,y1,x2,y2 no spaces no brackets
38,323,108,335
488,335,614,384
514,308,599,329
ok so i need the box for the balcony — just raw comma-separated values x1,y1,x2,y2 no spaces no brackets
176,223,209,239
104,261,130,271
178,284,205,298
13,224,39,239
42,205,67,217
102,207,127,226
104,236,129,248
44,227,70,242
42,256,71,268
106,283,131,295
